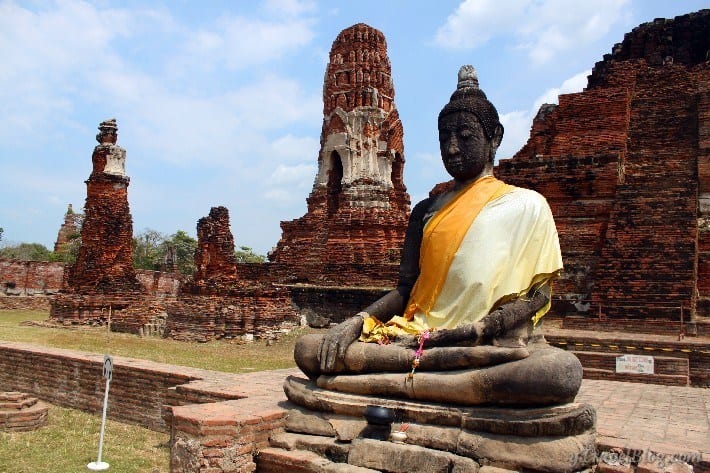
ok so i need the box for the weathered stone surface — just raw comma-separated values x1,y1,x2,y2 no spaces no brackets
348,438,479,473
311,342,583,407
323,415,368,442
270,432,349,464
457,430,596,472
257,447,380,473
283,376,595,437
285,407,337,437
269,23,410,288
495,9,710,322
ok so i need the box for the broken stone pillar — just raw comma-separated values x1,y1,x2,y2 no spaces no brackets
191,206,238,291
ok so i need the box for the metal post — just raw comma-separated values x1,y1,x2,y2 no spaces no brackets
88,355,112,471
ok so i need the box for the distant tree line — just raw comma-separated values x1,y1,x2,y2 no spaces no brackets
0,227,265,275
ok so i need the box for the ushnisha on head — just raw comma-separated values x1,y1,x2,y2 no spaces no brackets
438,66,504,181
439,65,504,142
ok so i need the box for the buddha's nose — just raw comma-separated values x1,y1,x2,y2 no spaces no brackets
447,135,459,155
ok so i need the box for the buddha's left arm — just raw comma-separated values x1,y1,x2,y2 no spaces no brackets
408,289,550,347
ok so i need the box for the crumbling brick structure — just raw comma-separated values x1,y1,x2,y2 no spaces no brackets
269,23,410,286
50,119,146,324
165,207,299,342
191,206,238,292
53,203,82,254
495,10,710,325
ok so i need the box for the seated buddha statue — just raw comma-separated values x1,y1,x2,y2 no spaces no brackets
294,65,583,407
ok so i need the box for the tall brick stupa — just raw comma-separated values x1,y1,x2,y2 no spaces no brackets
496,9,709,325
269,23,410,285
67,119,142,293
51,119,144,323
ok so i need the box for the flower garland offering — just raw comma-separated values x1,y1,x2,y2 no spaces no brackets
408,329,432,379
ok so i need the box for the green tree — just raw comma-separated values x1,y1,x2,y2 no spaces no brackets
133,229,166,270
166,230,197,275
0,242,52,261
234,245,266,263
0,227,4,243
49,233,82,264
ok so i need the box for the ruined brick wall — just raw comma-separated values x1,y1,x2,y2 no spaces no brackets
0,342,247,433
0,259,65,295
135,269,181,297
269,23,410,285
164,208,300,342
289,286,390,326
496,10,709,320
164,285,299,342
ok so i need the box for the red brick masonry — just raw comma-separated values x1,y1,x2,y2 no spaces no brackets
0,342,707,472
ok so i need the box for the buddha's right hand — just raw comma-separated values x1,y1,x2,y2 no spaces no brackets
318,315,364,372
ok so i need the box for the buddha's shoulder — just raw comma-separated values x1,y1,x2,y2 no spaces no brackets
505,186,549,207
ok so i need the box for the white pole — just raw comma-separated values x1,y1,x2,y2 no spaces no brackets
88,356,112,471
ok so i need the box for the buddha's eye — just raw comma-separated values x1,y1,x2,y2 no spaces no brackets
459,128,473,139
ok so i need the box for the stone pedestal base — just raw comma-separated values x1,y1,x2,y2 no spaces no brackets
0,392,49,432
268,376,597,472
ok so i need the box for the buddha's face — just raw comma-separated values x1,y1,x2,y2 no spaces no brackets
438,111,492,182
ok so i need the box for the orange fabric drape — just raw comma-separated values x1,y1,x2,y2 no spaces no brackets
403,175,513,320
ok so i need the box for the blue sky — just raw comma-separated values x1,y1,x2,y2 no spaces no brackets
0,0,706,255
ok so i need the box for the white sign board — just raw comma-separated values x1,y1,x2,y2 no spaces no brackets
616,354,654,374
103,355,113,382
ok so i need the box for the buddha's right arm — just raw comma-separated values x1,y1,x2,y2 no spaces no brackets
360,288,407,323
358,198,429,323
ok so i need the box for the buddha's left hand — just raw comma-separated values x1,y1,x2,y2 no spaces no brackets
318,315,363,372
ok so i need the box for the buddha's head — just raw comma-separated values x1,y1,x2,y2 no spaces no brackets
438,65,504,182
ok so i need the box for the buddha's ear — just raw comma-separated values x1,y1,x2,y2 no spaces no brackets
491,123,504,149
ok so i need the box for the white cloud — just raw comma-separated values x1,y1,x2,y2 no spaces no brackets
269,135,320,162
532,70,590,112
178,10,316,72
435,0,630,64
0,1,170,144
498,110,531,160
0,1,321,169
263,0,316,17
435,0,527,49
269,163,315,185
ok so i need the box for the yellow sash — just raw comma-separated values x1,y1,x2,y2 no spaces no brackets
403,175,513,320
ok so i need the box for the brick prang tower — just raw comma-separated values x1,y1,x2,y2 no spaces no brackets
269,23,410,285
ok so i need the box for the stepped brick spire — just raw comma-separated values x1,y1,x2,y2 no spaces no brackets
269,24,410,282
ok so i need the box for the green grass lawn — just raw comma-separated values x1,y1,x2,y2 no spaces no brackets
0,405,169,473
0,309,316,473
0,309,307,373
